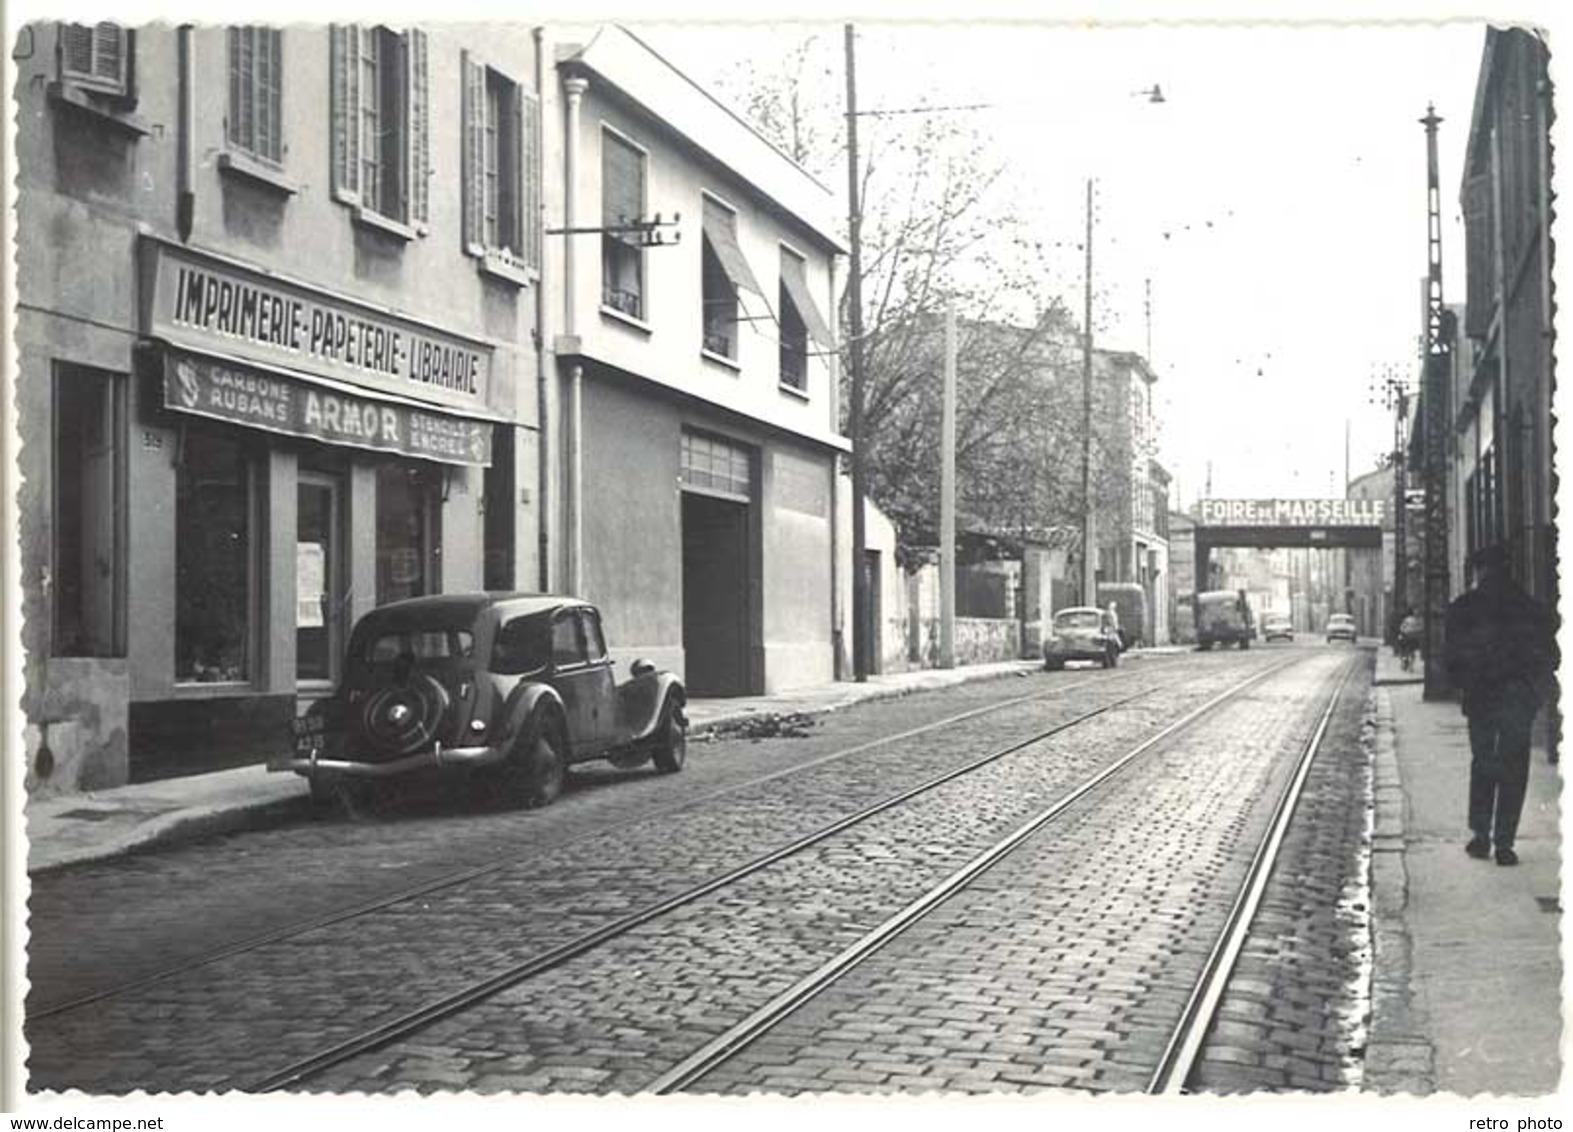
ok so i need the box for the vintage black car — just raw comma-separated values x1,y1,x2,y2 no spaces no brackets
273,594,687,809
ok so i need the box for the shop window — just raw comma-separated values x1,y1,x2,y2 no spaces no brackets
463,56,540,277
58,22,133,100
51,364,124,658
228,28,283,165
330,25,429,231
376,464,441,605
175,429,253,683
601,130,646,319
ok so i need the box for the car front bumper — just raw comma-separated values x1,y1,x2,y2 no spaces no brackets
270,741,507,779
1044,643,1109,662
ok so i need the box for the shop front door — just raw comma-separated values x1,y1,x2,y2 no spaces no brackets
297,474,344,686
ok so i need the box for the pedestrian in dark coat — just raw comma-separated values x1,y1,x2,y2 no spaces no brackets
1443,545,1559,866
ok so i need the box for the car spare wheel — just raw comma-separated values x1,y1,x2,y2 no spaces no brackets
652,702,688,774
355,673,452,757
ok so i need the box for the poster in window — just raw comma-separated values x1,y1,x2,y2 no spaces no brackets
390,548,422,585
297,542,326,627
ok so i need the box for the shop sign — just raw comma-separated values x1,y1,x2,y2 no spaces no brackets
142,240,494,415
164,353,493,467
1198,498,1386,528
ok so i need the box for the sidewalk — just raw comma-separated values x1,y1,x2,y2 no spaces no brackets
1364,663,1563,1095
23,655,1072,874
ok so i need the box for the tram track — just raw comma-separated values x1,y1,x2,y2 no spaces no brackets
642,652,1361,1096
247,652,1309,1094
27,660,1201,1024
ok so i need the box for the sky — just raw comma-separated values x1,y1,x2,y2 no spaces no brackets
637,17,1494,510
4,0,1523,513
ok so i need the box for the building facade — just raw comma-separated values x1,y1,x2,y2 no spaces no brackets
538,26,847,697
1094,350,1168,646
18,22,543,792
17,21,849,796
1456,27,1553,603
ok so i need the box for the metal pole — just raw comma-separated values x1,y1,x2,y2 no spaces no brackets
1420,104,1452,701
845,25,868,681
1389,380,1407,647
940,305,957,668
1080,177,1096,607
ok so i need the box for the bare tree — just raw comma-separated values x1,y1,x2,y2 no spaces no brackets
716,38,1121,565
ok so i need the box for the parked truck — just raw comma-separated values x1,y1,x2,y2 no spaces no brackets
1097,582,1148,651
1195,589,1254,650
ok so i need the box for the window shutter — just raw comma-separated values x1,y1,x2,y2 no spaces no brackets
330,26,362,201
520,86,541,272
60,24,95,78
61,22,128,95
462,53,486,252
260,29,282,164
92,23,126,85
408,29,430,226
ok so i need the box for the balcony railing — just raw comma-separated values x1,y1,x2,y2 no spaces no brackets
603,285,643,320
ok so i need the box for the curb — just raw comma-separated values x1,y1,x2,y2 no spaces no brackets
687,660,1043,737
1360,685,1438,1095
29,660,1047,875
28,790,309,877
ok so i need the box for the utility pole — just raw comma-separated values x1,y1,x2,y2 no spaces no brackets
940,305,957,668
1080,177,1097,607
1420,104,1453,701
1391,382,1408,644
844,25,868,682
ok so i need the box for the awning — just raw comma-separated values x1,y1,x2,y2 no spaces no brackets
780,252,834,347
702,197,763,298
161,349,494,467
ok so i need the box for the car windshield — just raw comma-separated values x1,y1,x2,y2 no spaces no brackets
1330,615,1354,626
1056,611,1101,630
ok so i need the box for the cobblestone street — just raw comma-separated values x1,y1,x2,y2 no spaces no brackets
25,647,1377,1097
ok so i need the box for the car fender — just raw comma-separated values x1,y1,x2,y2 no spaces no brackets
619,671,685,743
502,681,568,754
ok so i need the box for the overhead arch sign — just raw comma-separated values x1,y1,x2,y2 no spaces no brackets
1198,498,1386,528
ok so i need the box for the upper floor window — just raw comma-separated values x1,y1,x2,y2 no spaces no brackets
700,196,762,362
59,22,133,100
463,56,541,279
602,130,646,319
778,245,832,392
228,28,283,165
330,25,430,232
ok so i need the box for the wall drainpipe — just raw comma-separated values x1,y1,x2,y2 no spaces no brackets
176,25,194,243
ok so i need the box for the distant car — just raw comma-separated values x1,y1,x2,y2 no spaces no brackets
1195,589,1255,651
1044,607,1121,670
273,594,688,810
1262,615,1294,642
1325,613,1358,644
